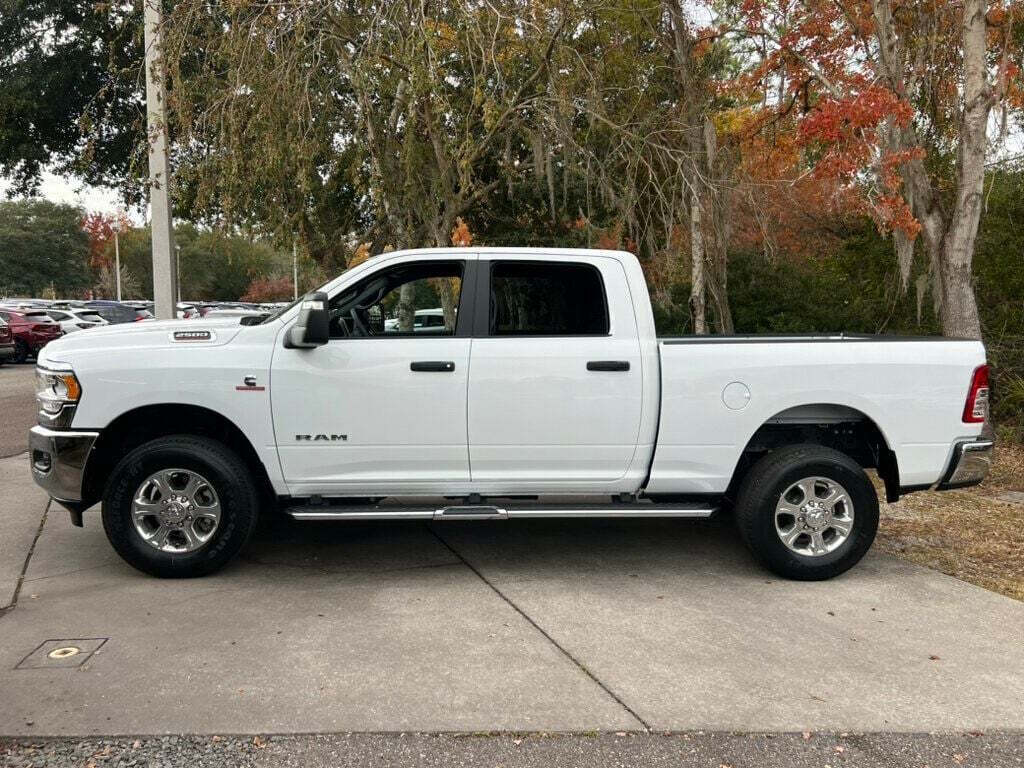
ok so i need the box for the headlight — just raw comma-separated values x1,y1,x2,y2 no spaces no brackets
36,368,81,426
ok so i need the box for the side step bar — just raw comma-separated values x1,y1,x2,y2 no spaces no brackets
285,502,715,521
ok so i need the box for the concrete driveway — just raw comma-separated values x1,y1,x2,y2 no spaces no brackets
1,451,1023,737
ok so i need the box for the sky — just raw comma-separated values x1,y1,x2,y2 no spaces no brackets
0,170,143,221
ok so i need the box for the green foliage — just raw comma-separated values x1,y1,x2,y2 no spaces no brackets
0,200,91,296
723,226,941,336
100,224,290,301
0,0,143,195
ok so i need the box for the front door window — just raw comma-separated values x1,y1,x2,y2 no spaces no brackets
329,261,463,338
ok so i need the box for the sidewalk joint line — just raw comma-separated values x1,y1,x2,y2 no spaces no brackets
426,525,651,732
0,500,49,619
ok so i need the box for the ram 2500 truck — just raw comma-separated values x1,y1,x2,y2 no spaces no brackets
29,248,993,580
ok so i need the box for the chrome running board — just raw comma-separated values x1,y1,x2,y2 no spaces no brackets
285,501,715,521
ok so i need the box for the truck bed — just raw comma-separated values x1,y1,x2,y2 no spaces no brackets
645,334,985,495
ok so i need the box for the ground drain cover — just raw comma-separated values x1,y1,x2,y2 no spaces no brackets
15,638,108,669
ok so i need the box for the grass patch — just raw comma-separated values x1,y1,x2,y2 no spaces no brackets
876,441,1024,601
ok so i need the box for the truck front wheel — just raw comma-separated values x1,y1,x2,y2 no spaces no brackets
734,444,879,580
102,435,260,578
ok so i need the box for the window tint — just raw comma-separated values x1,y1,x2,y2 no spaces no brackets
329,261,463,338
490,261,608,336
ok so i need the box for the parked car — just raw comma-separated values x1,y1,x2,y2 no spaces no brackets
0,298,51,309
0,317,13,366
84,301,154,324
383,307,449,333
201,307,266,320
45,309,108,334
51,300,89,311
29,248,992,580
0,309,62,363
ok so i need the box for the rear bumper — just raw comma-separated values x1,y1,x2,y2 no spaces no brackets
28,426,99,505
937,437,995,490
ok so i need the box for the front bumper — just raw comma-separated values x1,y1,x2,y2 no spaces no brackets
29,426,99,505
938,437,995,490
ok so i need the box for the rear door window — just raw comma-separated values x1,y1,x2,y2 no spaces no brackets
489,261,609,336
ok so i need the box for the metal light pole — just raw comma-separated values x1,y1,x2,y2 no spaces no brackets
175,244,182,302
114,227,122,302
292,239,299,300
144,0,177,319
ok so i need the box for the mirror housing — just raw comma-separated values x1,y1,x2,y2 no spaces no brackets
284,292,330,349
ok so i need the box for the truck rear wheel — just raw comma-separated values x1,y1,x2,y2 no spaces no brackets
102,435,260,578
734,444,879,580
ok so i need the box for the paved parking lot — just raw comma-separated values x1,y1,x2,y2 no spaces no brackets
0,364,35,458
1,449,1023,737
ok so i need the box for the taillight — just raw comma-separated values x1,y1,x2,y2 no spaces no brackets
963,364,990,423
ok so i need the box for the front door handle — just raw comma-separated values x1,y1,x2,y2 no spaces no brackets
587,360,630,372
410,361,456,372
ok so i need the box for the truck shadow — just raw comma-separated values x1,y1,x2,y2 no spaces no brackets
239,512,761,579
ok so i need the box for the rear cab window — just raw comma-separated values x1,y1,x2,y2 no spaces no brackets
488,261,609,336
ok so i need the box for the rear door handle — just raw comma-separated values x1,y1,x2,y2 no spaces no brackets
410,361,456,372
587,360,630,372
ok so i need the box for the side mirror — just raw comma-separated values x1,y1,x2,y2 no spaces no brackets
284,292,329,349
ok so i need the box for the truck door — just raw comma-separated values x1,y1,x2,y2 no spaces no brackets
466,256,644,488
271,256,477,496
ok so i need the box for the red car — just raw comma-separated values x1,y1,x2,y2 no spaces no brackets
0,309,63,363
0,318,13,366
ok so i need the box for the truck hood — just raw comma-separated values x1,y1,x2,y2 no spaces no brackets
38,318,248,367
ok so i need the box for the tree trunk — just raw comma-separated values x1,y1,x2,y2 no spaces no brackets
937,0,986,339
689,186,707,334
398,282,415,332
876,0,986,340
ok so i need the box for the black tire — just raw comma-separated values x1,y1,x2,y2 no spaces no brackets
12,339,28,364
102,435,260,578
734,444,879,580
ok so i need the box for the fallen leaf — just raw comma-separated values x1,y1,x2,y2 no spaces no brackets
253,736,266,749
802,731,812,741
929,655,940,661
835,745,846,753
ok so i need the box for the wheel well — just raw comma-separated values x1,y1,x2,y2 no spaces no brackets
81,404,275,509
728,404,901,503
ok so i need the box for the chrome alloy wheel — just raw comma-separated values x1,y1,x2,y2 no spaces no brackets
132,469,222,553
774,476,855,557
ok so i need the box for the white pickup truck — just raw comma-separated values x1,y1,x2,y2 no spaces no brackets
29,248,993,580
